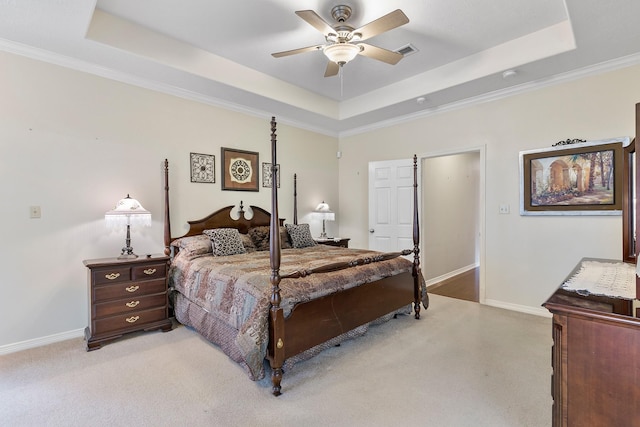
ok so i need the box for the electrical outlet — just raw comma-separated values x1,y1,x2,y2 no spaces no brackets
30,206,41,218
498,204,510,214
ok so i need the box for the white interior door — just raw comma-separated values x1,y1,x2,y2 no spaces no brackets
368,159,419,252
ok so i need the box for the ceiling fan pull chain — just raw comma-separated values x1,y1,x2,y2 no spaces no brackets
340,65,344,97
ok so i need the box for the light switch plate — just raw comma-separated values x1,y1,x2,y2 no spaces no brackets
30,206,41,218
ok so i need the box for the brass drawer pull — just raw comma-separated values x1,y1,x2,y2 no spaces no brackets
105,273,120,280
125,300,140,308
143,268,157,275
125,285,139,293
125,316,140,323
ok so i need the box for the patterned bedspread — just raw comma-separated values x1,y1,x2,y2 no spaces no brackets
169,245,414,380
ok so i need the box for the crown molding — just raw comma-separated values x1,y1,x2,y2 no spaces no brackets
339,51,640,138
2,37,639,140
0,38,338,138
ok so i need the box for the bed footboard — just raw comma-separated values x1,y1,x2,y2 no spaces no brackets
282,271,415,358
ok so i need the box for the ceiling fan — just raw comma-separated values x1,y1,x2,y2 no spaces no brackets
271,5,409,77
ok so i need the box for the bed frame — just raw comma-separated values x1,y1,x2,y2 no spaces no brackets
163,117,427,395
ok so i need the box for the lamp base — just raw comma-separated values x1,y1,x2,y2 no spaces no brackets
117,225,138,259
318,219,329,239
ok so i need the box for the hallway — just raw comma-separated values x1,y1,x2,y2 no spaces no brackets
428,267,479,302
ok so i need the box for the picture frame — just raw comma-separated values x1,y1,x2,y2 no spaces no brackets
190,152,215,183
221,147,259,191
262,162,280,188
519,138,629,215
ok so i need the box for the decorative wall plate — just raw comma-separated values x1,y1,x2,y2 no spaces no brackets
190,152,215,183
221,147,259,191
262,162,280,188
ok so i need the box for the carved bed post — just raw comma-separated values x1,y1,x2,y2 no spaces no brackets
267,117,285,396
163,159,171,256
293,173,298,225
412,154,422,319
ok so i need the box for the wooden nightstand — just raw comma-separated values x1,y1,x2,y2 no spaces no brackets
315,238,350,248
84,254,172,351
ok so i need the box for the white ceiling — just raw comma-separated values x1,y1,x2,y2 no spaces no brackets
1,0,639,136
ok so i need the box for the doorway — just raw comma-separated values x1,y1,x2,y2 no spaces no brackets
421,148,484,303
368,158,420,253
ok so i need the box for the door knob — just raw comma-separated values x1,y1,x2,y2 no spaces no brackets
369,229,375,233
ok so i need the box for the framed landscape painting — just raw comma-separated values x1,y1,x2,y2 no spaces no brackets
519,138,628,215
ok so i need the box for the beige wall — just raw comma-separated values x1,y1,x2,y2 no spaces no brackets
339,64,640,314
0,51,338,349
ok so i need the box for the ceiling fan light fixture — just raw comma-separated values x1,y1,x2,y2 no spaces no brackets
272,6,410,76
323,43,360,65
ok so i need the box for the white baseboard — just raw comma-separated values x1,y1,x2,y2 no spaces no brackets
0,328,85,355
425,263,478,288
483,299,552,318
424,264,550,318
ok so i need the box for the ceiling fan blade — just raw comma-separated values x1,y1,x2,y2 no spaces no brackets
353,9,409,41
295,10,336,36
358,43,404,65
272,45,323,58
324,61,340,77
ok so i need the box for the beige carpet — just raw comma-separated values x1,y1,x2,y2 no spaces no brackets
0,294,552,427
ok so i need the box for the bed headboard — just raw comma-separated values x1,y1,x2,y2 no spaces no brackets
174,202,285,241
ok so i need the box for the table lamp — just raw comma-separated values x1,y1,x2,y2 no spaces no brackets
105,194,152,259
314,201,335,239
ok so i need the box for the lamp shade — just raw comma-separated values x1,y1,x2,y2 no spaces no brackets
314,201,335,221
105,194,152,227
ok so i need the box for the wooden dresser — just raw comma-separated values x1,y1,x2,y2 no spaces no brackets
543,259,639,426
84,254,172,350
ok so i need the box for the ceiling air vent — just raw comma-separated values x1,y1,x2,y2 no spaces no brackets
396,43,418,57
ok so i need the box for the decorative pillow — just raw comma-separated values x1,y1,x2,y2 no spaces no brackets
171,235,212,256
239,233,256,253
248,226,292,251
203,228,246,256
280,226,293,249
285,223,317,248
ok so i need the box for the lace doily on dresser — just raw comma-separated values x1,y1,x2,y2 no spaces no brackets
562,260,635,299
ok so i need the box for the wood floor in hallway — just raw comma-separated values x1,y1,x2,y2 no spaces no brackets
428,267,479,302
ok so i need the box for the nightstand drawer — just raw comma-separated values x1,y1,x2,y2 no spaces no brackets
92,267,131,285
93,293,167,318
93,279,167,302
93,306,167,335
132,263,166,281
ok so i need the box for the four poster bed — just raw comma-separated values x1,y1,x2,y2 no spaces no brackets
164,117,428,395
